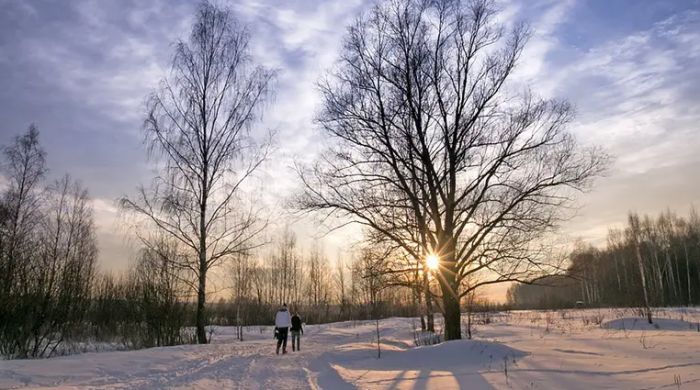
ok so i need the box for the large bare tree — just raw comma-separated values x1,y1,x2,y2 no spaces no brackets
299,0,607,339
122,2,274,343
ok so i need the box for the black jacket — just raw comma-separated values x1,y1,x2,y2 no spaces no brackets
291,314,303,333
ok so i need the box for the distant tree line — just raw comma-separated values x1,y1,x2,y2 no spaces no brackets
507,208,700,311
214,229,420,338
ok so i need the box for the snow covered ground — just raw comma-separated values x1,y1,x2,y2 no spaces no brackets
2,308,700,389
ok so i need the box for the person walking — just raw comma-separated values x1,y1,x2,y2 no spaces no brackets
275,303,291,355
290,312,303,352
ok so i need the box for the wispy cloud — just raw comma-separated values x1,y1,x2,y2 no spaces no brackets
525,6,700,242
0,0,698,279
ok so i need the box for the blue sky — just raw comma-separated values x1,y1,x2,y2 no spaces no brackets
1,0,699,298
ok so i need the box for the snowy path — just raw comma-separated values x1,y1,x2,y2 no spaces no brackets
0,322,368,389
2,309,700,389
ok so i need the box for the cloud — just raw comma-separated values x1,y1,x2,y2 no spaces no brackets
91,197,140,270
1,0,698,295
227,0,368,255
529,7,700,243
509,0,577,84
0,0,195,268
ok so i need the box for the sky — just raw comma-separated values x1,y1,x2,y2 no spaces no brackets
1,0,699,301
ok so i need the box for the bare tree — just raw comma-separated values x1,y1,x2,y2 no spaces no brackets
0,125,47,357
0,127,102,358
229,251,253,340
0,125,46,297
269,228,300,306
299,0,607,339
130,243,192,348
334,255,349,318
676,216,693,305
121,1,274,343
0,172,97,357
307,242,329,306
34,176,97,357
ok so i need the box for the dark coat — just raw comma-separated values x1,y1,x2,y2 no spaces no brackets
291,314,303,333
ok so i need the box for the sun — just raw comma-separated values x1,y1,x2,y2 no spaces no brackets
426,254,439,271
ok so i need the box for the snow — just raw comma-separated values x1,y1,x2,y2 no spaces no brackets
603,317,700,331
2,308,700,389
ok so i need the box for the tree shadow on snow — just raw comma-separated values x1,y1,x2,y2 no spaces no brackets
308,339,527,390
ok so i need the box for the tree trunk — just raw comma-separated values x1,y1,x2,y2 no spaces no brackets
439,256,461,340
442,287,461,340
672,250,682,304
683,243,692,305
652,250,665,305
196,208,208,343
413,278,426,331
665,250,677,300
426,298,434,333
635,243,653,324
196,268,207,343
465,292,474,340
613,254,622,291
423,264,434,332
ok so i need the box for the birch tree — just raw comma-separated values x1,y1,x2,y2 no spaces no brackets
122,1,274,343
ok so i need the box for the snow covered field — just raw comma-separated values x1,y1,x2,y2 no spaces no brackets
2,308,700,389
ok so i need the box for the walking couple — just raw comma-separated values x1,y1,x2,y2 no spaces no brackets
274,303,303,355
